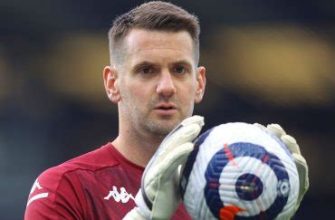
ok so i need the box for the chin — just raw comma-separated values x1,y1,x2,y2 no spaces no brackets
146,117,181,136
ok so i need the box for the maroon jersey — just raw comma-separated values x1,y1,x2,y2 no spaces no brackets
25,143,191,220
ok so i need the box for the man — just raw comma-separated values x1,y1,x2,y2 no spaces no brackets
25,1,204,219
25,1,308,219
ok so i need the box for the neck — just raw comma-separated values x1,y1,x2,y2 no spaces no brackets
112,130,164,167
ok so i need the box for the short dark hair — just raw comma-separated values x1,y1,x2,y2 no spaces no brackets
108,1,200,65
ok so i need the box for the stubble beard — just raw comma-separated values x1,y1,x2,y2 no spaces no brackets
132,104,184,139
143,98,187,137
123,93,192,139
144,118,178,137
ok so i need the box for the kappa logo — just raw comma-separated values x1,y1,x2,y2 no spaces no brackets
104,186,135,203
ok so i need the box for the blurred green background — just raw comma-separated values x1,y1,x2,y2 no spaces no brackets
0,0,334,219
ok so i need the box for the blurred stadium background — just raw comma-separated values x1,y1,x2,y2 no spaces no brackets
0,0,334,219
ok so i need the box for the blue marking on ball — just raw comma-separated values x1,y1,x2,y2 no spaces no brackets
204,142,290,219
236,173,263,201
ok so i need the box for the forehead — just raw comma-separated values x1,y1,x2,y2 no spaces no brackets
123,28,194,64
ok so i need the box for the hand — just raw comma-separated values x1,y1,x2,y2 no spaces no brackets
123,115,205,220
255,123,309,214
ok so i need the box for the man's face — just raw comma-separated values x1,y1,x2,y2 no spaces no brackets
107,28,206,137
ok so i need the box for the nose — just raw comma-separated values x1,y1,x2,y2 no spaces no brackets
156,71,176,98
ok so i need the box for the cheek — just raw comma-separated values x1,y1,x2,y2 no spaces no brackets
179,83,198,104
122,82,149,104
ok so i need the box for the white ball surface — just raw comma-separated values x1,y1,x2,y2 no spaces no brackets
180,122,299,220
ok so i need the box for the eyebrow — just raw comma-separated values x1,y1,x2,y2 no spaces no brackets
132,61,157,71
172,60,193,68
132,59,194,71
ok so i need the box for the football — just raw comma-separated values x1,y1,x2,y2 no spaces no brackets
180,122,299,220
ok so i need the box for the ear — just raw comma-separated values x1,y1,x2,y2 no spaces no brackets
195,66,206,103
103,66,121,103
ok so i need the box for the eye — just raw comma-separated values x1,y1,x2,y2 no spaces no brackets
141,66,154,74
173,65,187,75
141,67,154,74
135,65,156,75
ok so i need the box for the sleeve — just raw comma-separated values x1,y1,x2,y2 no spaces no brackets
24,167,86,220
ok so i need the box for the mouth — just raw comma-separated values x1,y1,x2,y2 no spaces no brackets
154,103,177,115
155,103,177,110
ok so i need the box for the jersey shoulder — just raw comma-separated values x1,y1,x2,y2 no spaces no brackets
33,143,119,192
63,143,120,171
25,143,120,219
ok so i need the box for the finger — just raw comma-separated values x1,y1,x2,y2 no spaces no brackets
144,143,194,199
253,123,266,130
266,124,286,137
180,115,204,127
159,116,204,153
160,142,194,180
152,123,202,167
146,143,194,185
162,123,202,152
281,134,301,155
292,153,309,205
